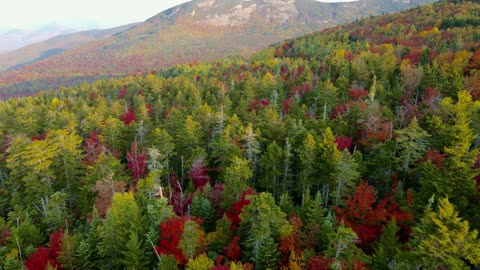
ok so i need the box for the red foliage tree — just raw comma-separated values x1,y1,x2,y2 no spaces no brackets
156,216,187,265
283,97,293,115
421,88,441,109
25,229,63,270
224,235,241,262
290,83,312,97
118,86,127,99
83,132,107,166
348,88,368,100
425,149,447,169
127,142,147,183
31,133,47,141
168,173,193,216
226,189,254,230
155,216,203,266
308,255,333,270
467,49,480,72
334,182,412,249
122,110,137,126
249,99,270,111
335,136,353,151
278,232,301,267
0,228,10,246
188,158,211,189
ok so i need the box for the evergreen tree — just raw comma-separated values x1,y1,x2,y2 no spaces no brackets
420,91,480,214
411,197,480,269
297,133,317,203
222,157,252,208
58,230,77,270
371,219,402,270
191,188,215,232
318,127,341,204
239,193,291,269
98,192,145,268
395,117,429,189
259,141,284,199
332,150,360,206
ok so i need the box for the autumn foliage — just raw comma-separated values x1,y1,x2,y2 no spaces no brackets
334,182,413,249
156,216,203,265
25,229,63,270
127,142,147,183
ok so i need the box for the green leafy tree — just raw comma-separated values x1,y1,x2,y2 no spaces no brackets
259,141,284,199
222,157,252,208
191,188,215,232
186,253,214,270
41,191,70,233
239,193,292,270
179,220,205,261
318,127,341,204
332,150,360,206
47,126,84,205
58,230,77,270
98,192,145,268
299,191,335,252
395,117,429,189
325,222,367,270
411,197,480,269
76,208,102,269
209,125,243,172
297,133,317,203
371,219,402,270
420,91,480,213
6,135,56,209
120,233,146,270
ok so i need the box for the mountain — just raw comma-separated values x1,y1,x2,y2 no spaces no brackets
0,23,139,73
0,25,79,52
0,0,436,96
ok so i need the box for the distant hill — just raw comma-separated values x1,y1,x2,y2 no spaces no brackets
0,0,436,96
0,23,139,73
0,25,78,52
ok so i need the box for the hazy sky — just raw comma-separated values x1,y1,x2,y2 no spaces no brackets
0,0,191,30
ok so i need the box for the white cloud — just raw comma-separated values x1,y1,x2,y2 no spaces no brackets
0,0,191,29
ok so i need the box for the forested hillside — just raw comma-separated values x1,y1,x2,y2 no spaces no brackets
0,0,435,97
1,0,480,269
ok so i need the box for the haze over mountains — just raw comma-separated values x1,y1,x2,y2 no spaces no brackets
0,23,139,73
0,0,436,96
0,25,80,53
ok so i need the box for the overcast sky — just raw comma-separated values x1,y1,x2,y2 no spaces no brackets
0,0,191,30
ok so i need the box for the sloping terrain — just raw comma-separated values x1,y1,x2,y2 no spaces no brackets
0,23,139,73
0,0,435,96
0,25,78,52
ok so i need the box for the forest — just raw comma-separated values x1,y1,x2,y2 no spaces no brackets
1,0,480,269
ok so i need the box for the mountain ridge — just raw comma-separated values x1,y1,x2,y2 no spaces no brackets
0,23,139,74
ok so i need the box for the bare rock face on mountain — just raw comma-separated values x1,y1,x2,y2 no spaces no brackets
0,0,437,96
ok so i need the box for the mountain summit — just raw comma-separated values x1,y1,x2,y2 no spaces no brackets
0,0,436,96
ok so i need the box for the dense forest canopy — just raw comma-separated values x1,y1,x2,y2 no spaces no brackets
1,0,480,269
